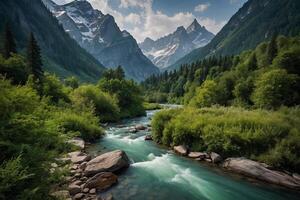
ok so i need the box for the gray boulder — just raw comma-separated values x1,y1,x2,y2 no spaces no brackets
210,152,222,163
173,145,188,156
223,158,300,189
84,150,130,176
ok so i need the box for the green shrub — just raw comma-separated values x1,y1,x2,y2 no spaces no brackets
71,85,120,122
252,69,300,109
151,106,300,172
53,109,104,142
189,80,219,108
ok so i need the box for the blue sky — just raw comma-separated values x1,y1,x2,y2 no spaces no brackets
53,0,247,42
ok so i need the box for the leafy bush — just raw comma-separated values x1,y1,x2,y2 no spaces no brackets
99,78,145,118
189,80,219,108
71,85,120,122
53,108,104,142
252,69,300,109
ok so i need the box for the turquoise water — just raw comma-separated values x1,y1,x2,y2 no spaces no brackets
88,110,300,200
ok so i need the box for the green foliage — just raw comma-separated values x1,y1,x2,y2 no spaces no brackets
42,73,70,103
189,80,219,108
143,102,162,110
71,85,120,122
0,54,28,84
64,76,79,89
27,33,43,81
252,69,300,109
53,108,104,142
99,73,145,118
0,156,32,200
152,106,300,173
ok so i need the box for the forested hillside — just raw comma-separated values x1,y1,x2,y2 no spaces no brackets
168,0,300,71
0,0,105,82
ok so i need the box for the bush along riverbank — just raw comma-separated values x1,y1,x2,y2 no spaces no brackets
151,107,300,189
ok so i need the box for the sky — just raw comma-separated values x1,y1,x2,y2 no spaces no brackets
52,0,247,42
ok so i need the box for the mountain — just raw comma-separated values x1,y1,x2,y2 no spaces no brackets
0,0,105,82
43,0,159,81
167,0,300,71
139,19,214,69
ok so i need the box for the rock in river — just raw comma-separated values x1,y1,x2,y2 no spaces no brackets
84,172,118,191
210,152,222,163
67,137,85,149
84,150,130,176
173,145,188,156
188,152,207,159
145,135,153,141
223,158,300,189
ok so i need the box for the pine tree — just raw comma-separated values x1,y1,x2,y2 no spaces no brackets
115,65,125,80
27,33,43,80
267,34,278,65
3,23,16,59
248,53,257,70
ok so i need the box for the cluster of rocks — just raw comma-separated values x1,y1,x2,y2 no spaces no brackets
52,138,130,200
173,145,222,163
172,145,300,189
128,124,150,133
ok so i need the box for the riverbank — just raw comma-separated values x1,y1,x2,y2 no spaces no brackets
170,145,300,190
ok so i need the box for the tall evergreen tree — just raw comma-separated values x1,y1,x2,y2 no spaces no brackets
248,53,258,70
27,33,43,80
267,34,278,65
115,65,125,80
3,23,16,59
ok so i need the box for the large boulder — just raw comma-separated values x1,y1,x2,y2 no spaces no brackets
84,172,118,191
173,145,188,156
145,135,153,141
223,158,300,189
68,151,91,164
210,152,222,163
68,137,85,149
84,150,130,176
68,183,81,195
135,124,146,131
188,152,207,159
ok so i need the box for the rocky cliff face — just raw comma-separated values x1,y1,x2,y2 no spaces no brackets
43,0,159,81
139,19,214,69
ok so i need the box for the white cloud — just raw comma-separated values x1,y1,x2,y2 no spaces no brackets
87,0,226,42
198,17,227,34
124,13,141,25
194,3,210,13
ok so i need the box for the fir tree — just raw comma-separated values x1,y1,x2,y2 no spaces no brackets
267,34,278,65
248,53,257,70
27,33,43,80
115,65,125,80
3,23,16,59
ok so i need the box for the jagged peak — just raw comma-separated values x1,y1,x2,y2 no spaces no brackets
144,37,154,43
176,26,186,32
187,18,202,33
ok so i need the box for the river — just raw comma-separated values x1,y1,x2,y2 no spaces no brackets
87,109,299,200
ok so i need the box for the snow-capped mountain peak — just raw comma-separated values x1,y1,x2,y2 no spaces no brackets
139,19,215,69
43,0,159,81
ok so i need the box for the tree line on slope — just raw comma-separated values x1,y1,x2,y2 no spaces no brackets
142,35,300,109
0,23,145,199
